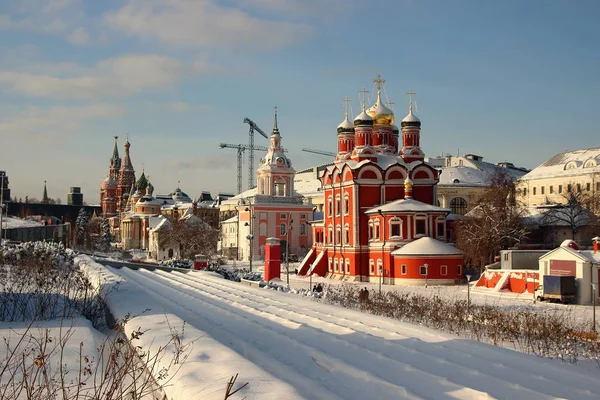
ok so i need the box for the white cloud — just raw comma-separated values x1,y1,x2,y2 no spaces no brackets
0,104,122,137
0,54,209,100
168,102,212,112
68,27,90,45
105,0,314,50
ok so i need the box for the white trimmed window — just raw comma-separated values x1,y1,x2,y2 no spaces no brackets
344,195,350,215
390,218,402,238
280,224,286,236
345,258,350,274
420,265,428,276
401,265,407,275
369,259,374,274
441,265,447,276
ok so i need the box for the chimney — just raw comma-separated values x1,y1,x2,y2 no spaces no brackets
593,237,600,253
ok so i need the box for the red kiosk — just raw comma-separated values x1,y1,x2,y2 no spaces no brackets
193,254,209,270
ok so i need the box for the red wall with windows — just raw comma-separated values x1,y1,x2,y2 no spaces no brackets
391,256,464,280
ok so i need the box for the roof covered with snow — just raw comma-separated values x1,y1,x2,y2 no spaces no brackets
391,237,463,256
520,147,600,181
366,198,450,215
428,155,527,187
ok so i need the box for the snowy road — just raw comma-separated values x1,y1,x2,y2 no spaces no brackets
105,266,600,400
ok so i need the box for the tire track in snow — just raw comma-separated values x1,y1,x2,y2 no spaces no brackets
149,270,557,400
117,268,423,400
167,271,600,399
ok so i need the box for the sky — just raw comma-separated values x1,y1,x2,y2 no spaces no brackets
1,0,599,204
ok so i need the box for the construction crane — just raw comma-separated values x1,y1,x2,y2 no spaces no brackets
302,148,336,157
243,117,270,191
218,143,270,194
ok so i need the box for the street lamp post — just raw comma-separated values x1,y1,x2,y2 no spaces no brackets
244,207,253,272
0,172,5,243
286,219,293,285
466,274,472,314
592,283,597,333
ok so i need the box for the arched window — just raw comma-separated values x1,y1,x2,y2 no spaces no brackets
280,223,286,236
450,197,467,215
328,196,333,217
344,194,350,215
344,223,350,244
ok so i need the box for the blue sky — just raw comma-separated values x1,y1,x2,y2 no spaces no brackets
1,0,599,203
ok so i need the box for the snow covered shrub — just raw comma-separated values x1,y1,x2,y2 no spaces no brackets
159,258,193,269
204,264,262,282
0,242,108,327
318,283,600,367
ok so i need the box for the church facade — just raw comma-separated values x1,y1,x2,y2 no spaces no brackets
298,76,464,285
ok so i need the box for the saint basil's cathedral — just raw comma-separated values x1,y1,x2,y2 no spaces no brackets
298,75,464,285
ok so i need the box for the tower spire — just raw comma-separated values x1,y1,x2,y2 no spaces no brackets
42,181,48,203
112,135,120,159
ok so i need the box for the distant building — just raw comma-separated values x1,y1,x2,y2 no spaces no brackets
219,111,314,262
0,170,10,203
68,187,83,206
427,154,528,216
517,147,600,208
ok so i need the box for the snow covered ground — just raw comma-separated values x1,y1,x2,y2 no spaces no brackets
1,216,43,229
81,256,600,400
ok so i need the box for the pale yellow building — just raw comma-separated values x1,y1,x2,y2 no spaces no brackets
517,147,600,208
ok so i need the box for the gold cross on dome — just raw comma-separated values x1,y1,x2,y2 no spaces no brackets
342,96,351,117
373,74,386,91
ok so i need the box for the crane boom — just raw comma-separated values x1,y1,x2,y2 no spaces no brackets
218,143,270,194
243,118,269,139
243,117,269,191
302,147,336,157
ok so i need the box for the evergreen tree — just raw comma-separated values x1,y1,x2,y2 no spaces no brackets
101,218,112,251
75,208,89,246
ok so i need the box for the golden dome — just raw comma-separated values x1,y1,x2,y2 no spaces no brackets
366,91,394,125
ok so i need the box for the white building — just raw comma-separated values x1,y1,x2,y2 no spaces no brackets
427,154,528,215
538,239,600,305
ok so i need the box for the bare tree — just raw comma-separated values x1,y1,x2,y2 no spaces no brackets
456,170,529,271
540,189,599,241
158,215,220,259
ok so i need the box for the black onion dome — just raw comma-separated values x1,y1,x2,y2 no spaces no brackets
353,109,374,126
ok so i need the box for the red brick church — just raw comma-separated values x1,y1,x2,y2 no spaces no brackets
298,75,464,285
